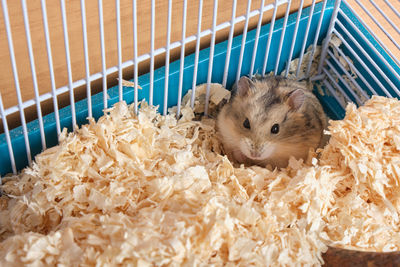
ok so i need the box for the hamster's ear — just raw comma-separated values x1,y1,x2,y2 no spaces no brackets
236,76,254,97
287,89,305,111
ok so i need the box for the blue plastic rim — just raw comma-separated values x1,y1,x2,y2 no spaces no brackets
1,0,398,176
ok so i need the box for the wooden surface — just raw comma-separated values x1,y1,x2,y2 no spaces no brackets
0,0,313,129
323,246,400,267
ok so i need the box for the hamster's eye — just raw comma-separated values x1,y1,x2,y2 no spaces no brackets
271,124,279,134
243,118,251,129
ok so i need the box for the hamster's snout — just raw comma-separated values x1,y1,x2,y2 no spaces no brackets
249,142,262,158
250,150,261,158
241,140,276,161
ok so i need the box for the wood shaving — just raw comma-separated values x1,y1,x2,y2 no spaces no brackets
169,83,231,118
0,84,399,265
319,96,400,252
119,79,143,89
284,45,321,79
320,33,369,108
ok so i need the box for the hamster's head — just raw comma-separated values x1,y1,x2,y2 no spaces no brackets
217,76,324,167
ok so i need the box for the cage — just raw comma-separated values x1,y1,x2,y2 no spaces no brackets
1,0,400,264
1,0,399,176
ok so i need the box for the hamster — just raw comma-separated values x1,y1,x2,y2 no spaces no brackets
216,75,327,169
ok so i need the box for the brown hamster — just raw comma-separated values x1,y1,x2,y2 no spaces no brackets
217,75,327,169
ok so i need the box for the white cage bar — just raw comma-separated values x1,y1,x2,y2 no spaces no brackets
176,0,188,117
191,0,204,109
132,0,139,114
235,0,252,84
98,0,108,110
21,0,46,150
222,0,237,88
60,0,77,128
284,0,304,77
149,0,155,106
204,0,219,116
262,1,278,75
116,0,123,102
80,0,92,119
1,0,32,166
274,1,291,75
249,0,266,78
163,0,173,115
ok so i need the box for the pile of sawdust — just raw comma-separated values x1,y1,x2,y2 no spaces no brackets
1,85,399,265
318,96,400,251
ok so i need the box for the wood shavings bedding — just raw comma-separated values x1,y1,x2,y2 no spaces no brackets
0,84,399,265
318,96,400,252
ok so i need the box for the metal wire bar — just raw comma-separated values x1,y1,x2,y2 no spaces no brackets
285,0,304,77
355,0,400,51
317,0,341,74
149,0,155,106
249,0,266,77
296,0,316,77
262,1,278,75
133,0,139,114
21,0,46,150
1,0,32,166
98,0,108,110
323,67,353,104
163,0,173,115
116,0,123,102
0,94,16,174
274,1,292,75
60,0,77,127
306,0,328,77
3,1,285,118
332,28,393,97
327,49,370,100
322,79,346,110
338,8,400,82
331,45,378,96
204,0,218,116
236,0,252,83
40,0,61,136
222,0,237,87
176,0,188,117
324,58,362,105
191,0,204,109
384,0,400,18
335,20,399,96
80,0,92,118
369,0,400,36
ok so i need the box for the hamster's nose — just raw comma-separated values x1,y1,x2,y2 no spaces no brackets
250,150,260,158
